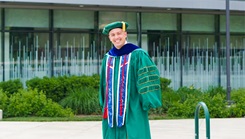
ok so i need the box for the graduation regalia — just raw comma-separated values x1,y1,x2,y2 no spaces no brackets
99,43,162,139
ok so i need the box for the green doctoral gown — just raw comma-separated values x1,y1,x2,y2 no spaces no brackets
99,44,162,139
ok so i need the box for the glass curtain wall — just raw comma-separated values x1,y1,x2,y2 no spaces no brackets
4,8,49,85
142,13,180,89
1,7,245,91
0,9,2,81
220,15,245,89
182,14,216,90
53,10,96,76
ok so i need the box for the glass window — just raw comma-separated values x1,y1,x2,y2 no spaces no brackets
99,12,137,30
220,35,245,54
142,13,177,31
144,32,180,89
53,33,98,76
182,35,216,49
146,32,178,57
0,32,2,82
182,14,214,32
182,35,217,89
54,33,90,50
5,8,49,28
54,10,94,29
220,35,245,89
4,32,49,81
0,8,2,79
127,34,138,45
0,8,2,28
220,15,245,33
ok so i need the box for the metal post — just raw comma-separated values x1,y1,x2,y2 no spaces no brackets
0,109,2,120
195,102,210,139
137,12,142,47
226,0,231,102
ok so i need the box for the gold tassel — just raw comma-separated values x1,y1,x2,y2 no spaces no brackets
122,21,126,31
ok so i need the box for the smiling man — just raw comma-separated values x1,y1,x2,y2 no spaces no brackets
99,21,162,139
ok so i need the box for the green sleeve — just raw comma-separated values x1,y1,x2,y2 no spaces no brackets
135,50,162,111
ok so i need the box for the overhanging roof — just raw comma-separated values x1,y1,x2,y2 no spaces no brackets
0,0,245,11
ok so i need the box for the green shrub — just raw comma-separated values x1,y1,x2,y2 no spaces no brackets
0,89,9,112
160,77,171,91
149,77,175,115
229,89,245,117
202,93,229,118
167,102,188,118
36,99,74,117
66,74,100,90
205,86,226,97
0,79,23,96
60,87,101,115
167,86,231,118
167,92,203,118
6,89,73,118
26,76,65,102
175,86,203,103
160,89,177,113
26,75,100,102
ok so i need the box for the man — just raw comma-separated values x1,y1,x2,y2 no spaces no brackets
99,21,162,139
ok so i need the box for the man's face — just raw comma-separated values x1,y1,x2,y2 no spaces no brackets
108,28,127,49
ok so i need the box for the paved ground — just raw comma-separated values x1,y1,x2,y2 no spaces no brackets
0,118,244,139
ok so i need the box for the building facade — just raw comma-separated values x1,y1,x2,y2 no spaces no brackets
0,0,245,90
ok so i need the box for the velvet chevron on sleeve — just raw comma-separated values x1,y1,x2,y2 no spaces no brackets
135,50,162,111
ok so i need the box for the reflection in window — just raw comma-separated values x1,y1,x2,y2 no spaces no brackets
220,15,245,33
0,8,2,27
182,14,214,32
144,32,180,89
181,35,218,89
142,13,177,31
53,33,98,76
5,8,49,28
0,33,2,82
147,32,177,57
6,31,49,82
54,10,94,29
220,35,245,89
5,31,100,83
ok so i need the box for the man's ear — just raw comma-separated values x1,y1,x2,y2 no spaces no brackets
124,32,128,39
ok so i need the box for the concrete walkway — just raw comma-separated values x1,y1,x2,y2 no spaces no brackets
0,118,244,139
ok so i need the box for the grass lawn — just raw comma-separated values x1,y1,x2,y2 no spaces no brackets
1,114,177,122
1,115,102,122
